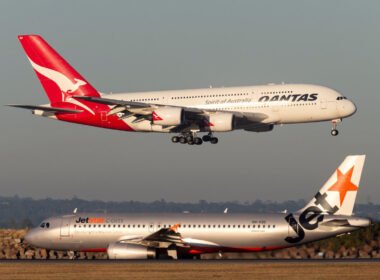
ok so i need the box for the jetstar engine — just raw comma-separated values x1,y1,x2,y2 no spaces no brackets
107,243,156,259
204,112,235,132
152,107,184,126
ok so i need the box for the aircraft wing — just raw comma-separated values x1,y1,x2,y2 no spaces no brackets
73,95,269,126
5,104,83,114
117,224,189,248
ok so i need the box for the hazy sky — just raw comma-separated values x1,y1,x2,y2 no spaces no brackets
1,1,379,204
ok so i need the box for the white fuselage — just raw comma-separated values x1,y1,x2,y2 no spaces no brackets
100,83,355,132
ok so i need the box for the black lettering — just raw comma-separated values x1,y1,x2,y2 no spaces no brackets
314,192,339,214
299,206,324,230
298,94,308,101
284,214,305,243
308,93,318,101
270,95,279,101
280,95,291,101
291,94,300,102
259,96,269,102
75,217,80,223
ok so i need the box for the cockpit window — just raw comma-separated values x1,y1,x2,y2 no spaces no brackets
46,222,50,228
40,223,45,228
337,96,348,100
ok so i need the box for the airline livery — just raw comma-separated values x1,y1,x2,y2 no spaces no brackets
25,155,370,259
8,35,357,145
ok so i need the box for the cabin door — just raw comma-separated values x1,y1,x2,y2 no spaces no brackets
60,218,70,237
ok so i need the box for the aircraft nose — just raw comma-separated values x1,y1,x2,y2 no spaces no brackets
24,229,37,245
338,100,357,118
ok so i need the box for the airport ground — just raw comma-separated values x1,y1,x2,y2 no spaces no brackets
1,260,380,280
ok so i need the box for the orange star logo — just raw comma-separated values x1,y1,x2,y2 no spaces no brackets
328,166,358,206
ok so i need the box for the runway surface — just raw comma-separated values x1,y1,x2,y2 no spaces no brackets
1,259,380,280
1,258,380,263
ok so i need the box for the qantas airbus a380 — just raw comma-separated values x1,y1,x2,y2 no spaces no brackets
25,155,369,259
8,35,356,145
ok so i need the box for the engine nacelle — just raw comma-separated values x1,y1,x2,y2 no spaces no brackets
244,124,274,132
152,107,184,126
204,112,235,132
107,243,156,259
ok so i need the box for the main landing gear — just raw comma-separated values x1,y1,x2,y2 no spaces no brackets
330,119,341,136
171,133,219,145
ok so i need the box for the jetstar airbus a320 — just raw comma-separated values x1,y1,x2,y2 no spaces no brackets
8,35,357,145
24,155,370,259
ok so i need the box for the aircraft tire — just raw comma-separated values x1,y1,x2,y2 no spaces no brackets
210,137,218,144
202,135,211,142
331,129,339,136
171,136,179,143
194,137,203,145
179,137,187,144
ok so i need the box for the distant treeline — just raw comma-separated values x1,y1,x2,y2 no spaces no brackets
0,196,378,229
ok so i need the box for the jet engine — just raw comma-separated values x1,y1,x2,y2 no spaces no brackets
152,107,184,126
244,124,274,132
204,112,235,132
107,243,156,259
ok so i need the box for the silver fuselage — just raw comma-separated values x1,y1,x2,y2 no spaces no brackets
25,212,370,253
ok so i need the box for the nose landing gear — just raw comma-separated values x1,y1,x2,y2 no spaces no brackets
331,119,341,136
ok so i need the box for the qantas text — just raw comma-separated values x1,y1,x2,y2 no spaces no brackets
258,93,318,102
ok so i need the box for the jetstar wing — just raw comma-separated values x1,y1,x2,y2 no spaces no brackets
5,104,83,114
119,224,189,248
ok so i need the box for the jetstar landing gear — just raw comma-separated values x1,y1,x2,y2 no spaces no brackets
331,119,341,136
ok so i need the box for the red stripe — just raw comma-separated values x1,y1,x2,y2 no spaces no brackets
79,248,107,252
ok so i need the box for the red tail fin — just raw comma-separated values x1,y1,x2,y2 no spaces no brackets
18,35,100,104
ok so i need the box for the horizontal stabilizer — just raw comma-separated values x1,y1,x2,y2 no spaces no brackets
6,104,82,113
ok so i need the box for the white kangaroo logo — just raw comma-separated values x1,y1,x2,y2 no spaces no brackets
28,57,95,115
